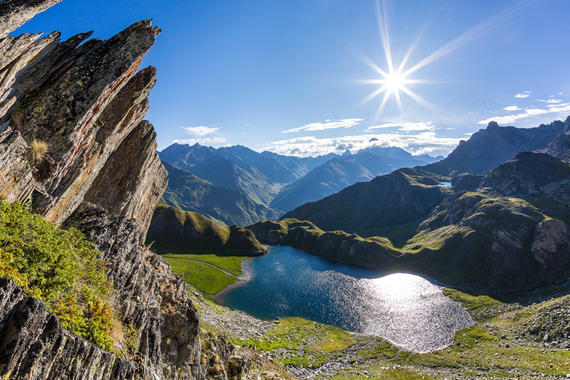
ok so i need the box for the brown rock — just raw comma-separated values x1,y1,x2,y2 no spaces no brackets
0,0,62,38
85,120,168,239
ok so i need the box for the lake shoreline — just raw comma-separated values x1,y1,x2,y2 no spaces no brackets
213,245,474,353
213,256,254,305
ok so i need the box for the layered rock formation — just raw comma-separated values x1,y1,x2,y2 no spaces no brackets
0,3,166,235
0,1,250,379
480,152,570,204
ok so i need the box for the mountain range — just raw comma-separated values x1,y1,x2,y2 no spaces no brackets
423,118,568,176
283,117,570,244
159,143,441,224
253,148,570,291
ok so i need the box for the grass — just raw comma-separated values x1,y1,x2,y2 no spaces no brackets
164,256,237,295
443,288,507,321
162,253,247,275
232,317,354,368
30,139,48,162
0,199,116,351
407,325,570,377
329,367,435,379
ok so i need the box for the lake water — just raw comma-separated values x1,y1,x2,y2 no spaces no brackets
218,246,473,353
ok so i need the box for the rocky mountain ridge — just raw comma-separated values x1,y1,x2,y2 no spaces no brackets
0,1,250,378
421,118,568,176
159,142,441,222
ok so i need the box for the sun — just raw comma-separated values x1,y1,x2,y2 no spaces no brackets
381,69,407,95
360,0,524,116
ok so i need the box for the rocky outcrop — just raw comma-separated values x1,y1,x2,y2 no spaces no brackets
10,20,161,226
0,0,61,38
0,4,166,230
480,151,570,204
0,126,35,201
64,204,202,378
0,2,252,379
85,120,168,238
147,204,268,256
543,117,570,161
0,277,137,379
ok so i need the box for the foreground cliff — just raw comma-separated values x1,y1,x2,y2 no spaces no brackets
0,1,252,378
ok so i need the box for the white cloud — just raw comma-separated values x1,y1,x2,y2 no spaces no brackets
478,103,570,125
184,126,219,136
503,105,520,111
283,118,362,133
514,91,532,98
172,136,228,147
538,98,562,104
367,121,435,132
263,132,461,157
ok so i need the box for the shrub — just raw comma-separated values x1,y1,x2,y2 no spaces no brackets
0,199,116,351
30,139,48,162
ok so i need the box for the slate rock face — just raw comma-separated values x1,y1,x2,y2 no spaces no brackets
543,117,570,161
0,2,251,379
480,151,570,204
0,0,62,38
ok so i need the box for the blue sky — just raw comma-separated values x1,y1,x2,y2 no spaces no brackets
15,0,570,157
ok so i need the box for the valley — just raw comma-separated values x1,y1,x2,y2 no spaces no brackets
0,0,568,379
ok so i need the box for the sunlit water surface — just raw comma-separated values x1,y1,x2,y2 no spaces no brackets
218,246,473,352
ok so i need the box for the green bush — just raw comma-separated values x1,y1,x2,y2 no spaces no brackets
0,199,115,351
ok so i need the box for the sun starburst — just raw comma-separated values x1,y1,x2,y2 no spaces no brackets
359,0,431,116
360,0,529,117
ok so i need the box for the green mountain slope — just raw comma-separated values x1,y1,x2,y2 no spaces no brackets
146,205,268,256
162,162,280,226
282,167,451,243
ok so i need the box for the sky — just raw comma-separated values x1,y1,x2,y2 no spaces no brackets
14,0,570,157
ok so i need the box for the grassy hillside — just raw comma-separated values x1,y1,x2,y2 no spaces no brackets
0,200,116,351
283,167,452,243
162,162,280,226
147,204,268,256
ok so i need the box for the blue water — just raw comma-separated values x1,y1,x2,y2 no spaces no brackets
218,246,473,352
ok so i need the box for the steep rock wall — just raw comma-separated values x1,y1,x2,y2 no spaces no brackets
0,1,251,379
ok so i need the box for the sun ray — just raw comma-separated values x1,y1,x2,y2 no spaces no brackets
400,86,435,111
375,0,394,73
359,0,529,116
402,0,531,77
360,86,386,106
